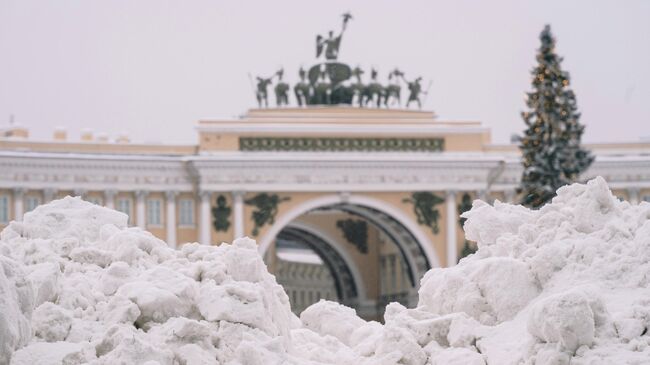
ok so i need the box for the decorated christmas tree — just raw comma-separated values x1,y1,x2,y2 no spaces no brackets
518,25,594,208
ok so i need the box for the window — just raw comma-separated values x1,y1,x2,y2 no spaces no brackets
86,196,103,206
25,196,41,212
116,198,132,225
0,195,9,223
179,198,195,226
146,199,163,226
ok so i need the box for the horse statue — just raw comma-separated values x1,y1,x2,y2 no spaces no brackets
350,66,366,107
384,68,403,107
294,67,311,107
274,68,290,107
312,67,331,105
363,68,385,108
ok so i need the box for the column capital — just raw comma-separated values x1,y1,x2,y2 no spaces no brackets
104,190,118,198
504,189,517,203
135,190,149,199
165,191,178,200
199,190,212,199
13,187,26,196
627,187,640,196
73,188,87,198
231,190,246,199
44,188,58,201
446,190,457,198
627,187,640,204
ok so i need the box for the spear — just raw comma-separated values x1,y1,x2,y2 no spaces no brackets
422,79,433,106
248,72,262,108
247,72,257,98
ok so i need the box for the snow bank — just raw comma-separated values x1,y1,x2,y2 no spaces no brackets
1,177,649,364
0,197,295,365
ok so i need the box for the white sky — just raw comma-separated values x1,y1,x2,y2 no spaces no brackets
0,0,648,144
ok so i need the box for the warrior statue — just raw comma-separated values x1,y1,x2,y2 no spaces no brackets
255,75,274,108
294,67,311,107
384,68,403,107
316,12,352,61
403,76,426,109
274,68,290,107
364,68,385,108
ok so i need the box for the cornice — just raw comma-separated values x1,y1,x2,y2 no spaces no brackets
2,151,650,193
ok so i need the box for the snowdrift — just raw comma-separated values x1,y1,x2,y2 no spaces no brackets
1,177,649,364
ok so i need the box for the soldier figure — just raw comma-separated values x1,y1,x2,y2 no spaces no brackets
316,12,352,61
405,76,425,109
255,76,274,108
274,68,290,107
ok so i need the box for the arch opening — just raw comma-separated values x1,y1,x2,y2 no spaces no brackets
261,195,438,320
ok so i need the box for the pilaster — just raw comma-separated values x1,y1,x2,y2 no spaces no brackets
166,191,178,248
446,190,458,267
232,191,245,240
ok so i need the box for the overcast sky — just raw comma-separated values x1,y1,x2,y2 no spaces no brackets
0,0,648,144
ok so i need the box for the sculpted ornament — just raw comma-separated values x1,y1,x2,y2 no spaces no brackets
211,195,231,232
336,218,368,254
250,13,432,109
403,192,444,234
457,192,476,262
457,192,473,228
245,193,291,236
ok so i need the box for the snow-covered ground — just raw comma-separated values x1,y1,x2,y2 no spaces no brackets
1,177,649,364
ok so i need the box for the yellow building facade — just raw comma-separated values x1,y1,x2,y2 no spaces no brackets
2,107,650,319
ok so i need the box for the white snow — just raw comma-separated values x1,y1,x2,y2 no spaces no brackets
276,248,324,264
0,176,649,364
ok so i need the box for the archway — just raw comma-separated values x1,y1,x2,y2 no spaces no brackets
259,194,440,320
258,194,440,267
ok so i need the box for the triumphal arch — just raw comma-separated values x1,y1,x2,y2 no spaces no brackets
195,106,519,318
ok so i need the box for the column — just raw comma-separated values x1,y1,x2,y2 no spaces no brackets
43,188,58,203
135,190,148,229
104,190,117,210
199,191,211,245
476,189,487,202
233,191,245,240
504,189,516,204
13,188,25,221
446,190,458,267
73,189,87,199
166,191,177,248
627,188,640,205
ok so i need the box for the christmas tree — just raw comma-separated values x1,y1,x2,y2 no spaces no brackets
518,25,593,208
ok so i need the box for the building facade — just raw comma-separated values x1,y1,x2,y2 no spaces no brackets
2,107,650,319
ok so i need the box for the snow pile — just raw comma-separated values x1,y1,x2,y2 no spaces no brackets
415,176,650,364
0,197,296,364
1,177,650,364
